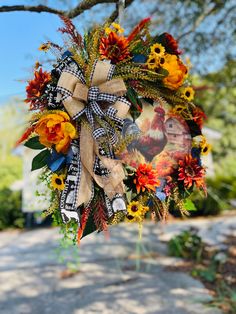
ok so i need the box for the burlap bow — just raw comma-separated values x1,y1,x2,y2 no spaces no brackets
57,60,130,223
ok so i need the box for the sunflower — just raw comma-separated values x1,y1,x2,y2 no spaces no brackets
146,54,159,70
150,43,165,57
158,56,166,66
172,104,187,115
127,201,144,217
38,42,51,52
199,137,212,155
134,163,160,194
125,214,137,223
111,22,124,34
178,154,205,190
181,86,195,101
51,174,65,190
99,31,130,64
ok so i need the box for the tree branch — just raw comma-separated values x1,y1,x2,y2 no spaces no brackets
0,5,65,15
177,3,221,41
107,0,135,23
0,1,122,18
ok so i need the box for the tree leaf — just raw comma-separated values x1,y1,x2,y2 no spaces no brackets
24,136,45,150
184,199,197,211
31,149,51,171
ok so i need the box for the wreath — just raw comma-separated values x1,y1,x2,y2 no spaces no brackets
18,17,210,242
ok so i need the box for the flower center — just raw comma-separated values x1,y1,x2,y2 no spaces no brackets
127,215,134,220
131,205,138,212
155,47,161,53
203,146,208,153
186,166,194,176
159,57,165,65
185,91,190,97
55,178,62,185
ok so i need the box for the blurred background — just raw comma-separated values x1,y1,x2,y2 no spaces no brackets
0,1,236,314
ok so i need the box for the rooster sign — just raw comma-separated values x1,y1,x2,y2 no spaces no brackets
120,104,192,177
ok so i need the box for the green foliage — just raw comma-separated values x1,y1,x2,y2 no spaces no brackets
195,59,236,175
168,228,204,261
0,188,24,230
191,175,236,216
31,149,50,171
0,156,22,190
24,136,44,150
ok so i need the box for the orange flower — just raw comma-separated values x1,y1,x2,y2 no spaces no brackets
25,68,51,108
155,158,174,177
134,163,160,194
178,154,205,190
162,54,188,90
99,31,130,64
35,111,76,153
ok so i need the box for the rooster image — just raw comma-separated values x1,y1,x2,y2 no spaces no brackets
123,106,167,163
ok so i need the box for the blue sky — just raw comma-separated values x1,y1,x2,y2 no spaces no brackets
0,11,62,100
0,1,114,103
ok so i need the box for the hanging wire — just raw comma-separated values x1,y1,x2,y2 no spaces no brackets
118,0,126,25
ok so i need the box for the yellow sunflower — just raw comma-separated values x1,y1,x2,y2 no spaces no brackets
111,22,124,33
200,137,212,155
158,56,166,67
172,104,186,115
181,87,195,101
127,201,143,217
125,214,138,223
146,54,159,70
38,42,51,52
150,43,165,57
51,174,65,190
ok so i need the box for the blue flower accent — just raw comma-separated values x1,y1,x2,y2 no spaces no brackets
191,147,201,165
62,50,73,58
47,148,73,172
132,54,147,63
155,178,167,201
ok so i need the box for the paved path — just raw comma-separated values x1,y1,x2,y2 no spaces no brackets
1,215,235,314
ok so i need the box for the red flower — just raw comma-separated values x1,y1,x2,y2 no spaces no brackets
160,32,182,55
178,154,205,190
25,68,51,109
99,31,130,64
193,107,207,129
134,163,160,194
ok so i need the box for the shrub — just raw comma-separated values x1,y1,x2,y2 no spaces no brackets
168,228,204,261
0,188,24,230
191,175,236,216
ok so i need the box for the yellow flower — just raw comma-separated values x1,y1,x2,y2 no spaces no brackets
51,174,65,190
199,136,212,155
105,27,112,35
111,22,124,33
181,86,195,101
158,56,166,67
35,111,77,154
146,54,159,70
105,23,124,35
150,43,165,57
172,104,187,115
125,214,138,223
162,54,188,90
127,201,143,217
39,42,51,52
